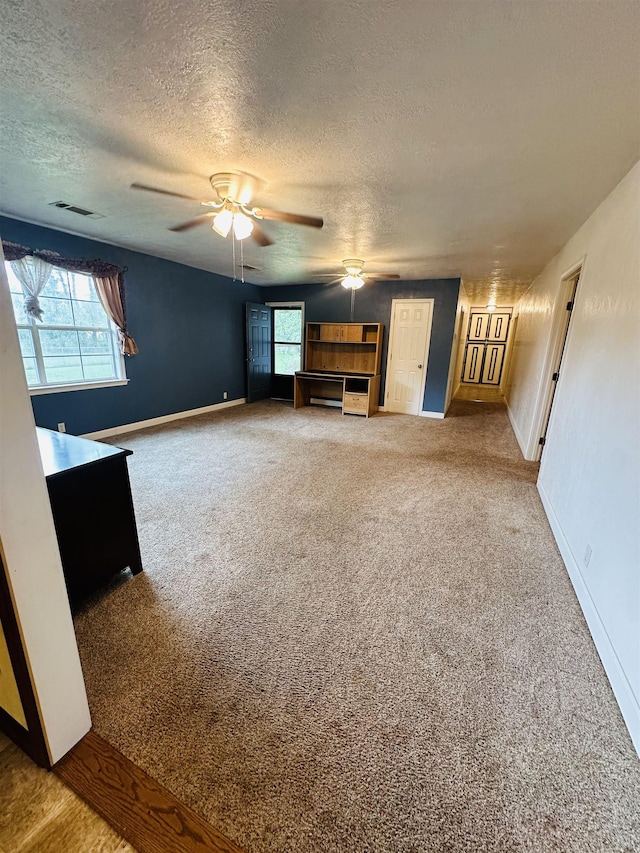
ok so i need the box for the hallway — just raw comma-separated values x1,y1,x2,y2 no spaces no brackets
454,382,505,403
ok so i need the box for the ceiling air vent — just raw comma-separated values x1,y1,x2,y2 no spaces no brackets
48,201,105,219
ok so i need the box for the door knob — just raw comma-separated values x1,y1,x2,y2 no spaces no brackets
418,364,423,369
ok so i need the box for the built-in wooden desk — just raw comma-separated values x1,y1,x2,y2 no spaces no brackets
37,428,143,602
294,322,384,417
294,371,381,417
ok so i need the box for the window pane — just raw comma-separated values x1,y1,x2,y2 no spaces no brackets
23,357,40,385
72,299,110,328
39,329,80,356
274,343,301,375
38,296,74,325
274,309,302,343
81,355,117,380
40,267,71,298
68,274,96,302
18,328,35,357
43,356,83,384
78,330,113,355
11,292,29,323
6,264,23,293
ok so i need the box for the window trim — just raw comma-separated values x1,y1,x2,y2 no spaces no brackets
28,377,129,396
267,301,305,377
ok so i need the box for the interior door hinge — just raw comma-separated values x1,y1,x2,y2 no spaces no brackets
552,372,559,381
566,301,574,311
539,436,546,446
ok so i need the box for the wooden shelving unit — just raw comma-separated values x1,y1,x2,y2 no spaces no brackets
294,323,383,417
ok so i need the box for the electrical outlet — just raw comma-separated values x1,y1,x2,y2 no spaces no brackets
57,422,66,433
223,392,228,400
583,544,592,568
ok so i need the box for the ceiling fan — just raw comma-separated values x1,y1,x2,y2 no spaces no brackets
313,259,401,290
131,171,324,247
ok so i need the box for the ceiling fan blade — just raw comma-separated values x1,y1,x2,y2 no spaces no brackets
366,273,401,280
254,208,323,229
169,212,215,232
131,183,209,203
251,221,274,247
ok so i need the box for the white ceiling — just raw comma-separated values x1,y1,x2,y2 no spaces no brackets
1,1,638,303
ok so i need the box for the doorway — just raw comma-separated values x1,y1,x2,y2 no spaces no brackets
267,301,304,401
385,299,434,415
537,267,581,458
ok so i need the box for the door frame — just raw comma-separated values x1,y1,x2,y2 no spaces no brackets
527,258,584,461
384,298,434,416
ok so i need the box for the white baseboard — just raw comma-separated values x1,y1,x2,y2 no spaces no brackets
506,400,531,460
538,482,640,756
82,397,246,439
419,410,445,419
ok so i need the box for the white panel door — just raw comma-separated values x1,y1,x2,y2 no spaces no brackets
385,300,434,415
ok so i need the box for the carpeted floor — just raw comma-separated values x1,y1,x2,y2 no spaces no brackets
74,399,640,853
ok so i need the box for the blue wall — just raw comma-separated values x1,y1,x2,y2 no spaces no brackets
0,216,261,434
264,279,461,413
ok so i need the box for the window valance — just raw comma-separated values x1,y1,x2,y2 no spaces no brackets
2,240,138,355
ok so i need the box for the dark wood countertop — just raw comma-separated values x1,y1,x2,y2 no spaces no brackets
36,428,131,479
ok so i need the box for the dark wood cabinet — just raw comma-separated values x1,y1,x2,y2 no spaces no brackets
37,429,143,603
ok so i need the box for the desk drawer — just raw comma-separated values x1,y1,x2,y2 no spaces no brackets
343,392,368,414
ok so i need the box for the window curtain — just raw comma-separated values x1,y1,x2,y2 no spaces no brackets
2,241,137,355
9,255,54,321
93,273,138,355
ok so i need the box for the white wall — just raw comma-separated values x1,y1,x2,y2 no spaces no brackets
0,243,91,763
449,286,471,402
444,287,468,411
506,161,640,753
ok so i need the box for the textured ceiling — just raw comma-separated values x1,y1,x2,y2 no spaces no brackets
1,1,638,303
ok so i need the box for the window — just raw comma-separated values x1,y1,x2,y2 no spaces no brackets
6,262,126,393
271,304,303,375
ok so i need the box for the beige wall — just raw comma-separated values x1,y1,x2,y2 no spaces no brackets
0,616,27,728
506,161,640,753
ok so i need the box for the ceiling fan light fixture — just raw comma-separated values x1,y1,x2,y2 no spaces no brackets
212,207,233,237
233,212,254,240
341,274,364,290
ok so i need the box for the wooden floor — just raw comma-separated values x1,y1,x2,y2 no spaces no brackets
0,730,135,853
55,731,244,853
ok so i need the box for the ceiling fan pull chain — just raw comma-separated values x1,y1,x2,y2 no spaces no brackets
240,237,245,284
350,287,356,321
232,229,237,281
